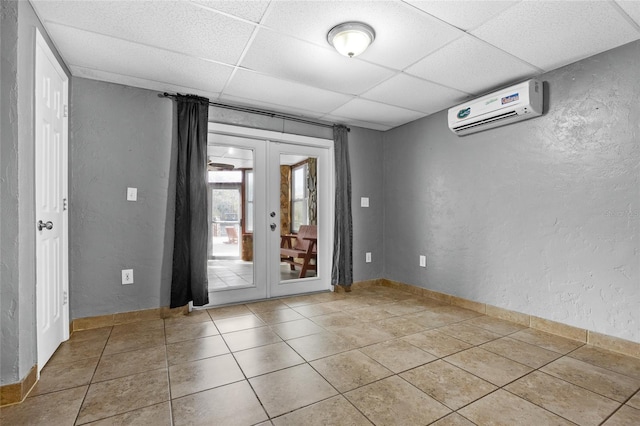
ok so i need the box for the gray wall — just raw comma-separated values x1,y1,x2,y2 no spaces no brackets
349,128,384,281
69,78,379,319
0,1,70,385
382,40,640,343
69,78,174,319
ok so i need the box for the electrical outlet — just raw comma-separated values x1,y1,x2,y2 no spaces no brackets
360,197,369,208
127,187,137,201
365,252,372,263
122,269,134,285
419,255,426,268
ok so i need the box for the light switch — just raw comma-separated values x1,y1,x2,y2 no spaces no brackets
127,187,137,201
361,197,369,208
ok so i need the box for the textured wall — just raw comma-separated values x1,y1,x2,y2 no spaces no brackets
383,40,640,343
349,127,384,281
70,78,174,319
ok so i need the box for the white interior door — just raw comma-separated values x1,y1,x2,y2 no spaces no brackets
35,29,69,371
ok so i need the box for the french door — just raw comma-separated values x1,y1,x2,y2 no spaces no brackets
206,124,333,306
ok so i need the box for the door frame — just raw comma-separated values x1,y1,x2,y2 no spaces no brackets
35,28,70,372
207,123,335,303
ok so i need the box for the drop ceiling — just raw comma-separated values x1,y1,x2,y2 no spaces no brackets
31,0,640,131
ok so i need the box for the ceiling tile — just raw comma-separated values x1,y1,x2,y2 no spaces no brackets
190,0,270,23
330,98,425,128
47,24,233,94
361,74,469,115
240,29,395,95
405,0,519,31
70,66,219,99
322,114,393,131
263,1,464,70
406,35,540,95
471,1,640,71
616,1,640,26
223,70,353,114
32,0,255,64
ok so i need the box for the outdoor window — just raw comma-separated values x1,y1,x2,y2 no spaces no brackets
291,163,308,233
245,170,254,232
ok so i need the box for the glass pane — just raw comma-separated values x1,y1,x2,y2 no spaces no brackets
280,154,318,281
208,146,254,291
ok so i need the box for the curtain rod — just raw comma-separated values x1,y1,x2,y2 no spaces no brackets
160,92,349,132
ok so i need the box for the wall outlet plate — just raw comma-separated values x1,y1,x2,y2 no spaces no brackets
360,197,369,208
127,187,137,201
419,255,426,268
366,252,372,263
122,269,134,284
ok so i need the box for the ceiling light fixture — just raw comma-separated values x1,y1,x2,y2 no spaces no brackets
327,21,375,58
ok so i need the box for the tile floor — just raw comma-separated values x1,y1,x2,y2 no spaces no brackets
2,286,639,425
209,260,316,290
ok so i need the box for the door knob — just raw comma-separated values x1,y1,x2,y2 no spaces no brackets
270,223,277,231
37,220,53,231
270,212,276,217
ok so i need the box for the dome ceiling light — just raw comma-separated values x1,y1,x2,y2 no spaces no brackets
327,22,375,58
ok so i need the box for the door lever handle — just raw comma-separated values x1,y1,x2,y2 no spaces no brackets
37,220,53,231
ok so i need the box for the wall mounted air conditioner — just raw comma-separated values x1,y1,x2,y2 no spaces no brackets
448,79,543,136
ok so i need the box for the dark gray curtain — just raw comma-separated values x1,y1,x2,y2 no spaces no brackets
331,125,353,288
171,95,210,308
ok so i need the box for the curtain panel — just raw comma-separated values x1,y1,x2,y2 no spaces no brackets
170,95,210,308
331,125,353,288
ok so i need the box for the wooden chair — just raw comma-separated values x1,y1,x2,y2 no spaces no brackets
224,226,238,244
280,225,317,278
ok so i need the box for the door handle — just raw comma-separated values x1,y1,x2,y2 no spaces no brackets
270,223,277,231
37,220,53,231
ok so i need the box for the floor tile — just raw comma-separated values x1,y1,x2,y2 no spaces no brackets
436,323,502,345
402,329,472,358
0,386,87,426
349,305,396,322
271,395,372,426
110,319,165,336
541,356,640,402
214,314,266,333
311,312,356,328
431,413,476,426
68,327,112,343
462,315,526,335
459,389,574,425
269,318,326,340
255,308,305,325
602,405,640,426
360,338,436,373
381,301,428,316
246,299,289,313
164,309,213,326
207,304,252,320
169,354,244,398
165,321,219,344
509,328,584,354
280,294,320,308
569,345,640,379
47,337,107,365
84,401,171,426
445,347,532,386
286,331,357,361
166,335,229,365
234,342,304,377
374,316,428,337
30,357,98,396
327,322,397,347
506,371,620,425
403,310,455,329
171,381,268,426
292,302,339,317
310,349,393,392
345,375,450,425
222,326,282,352
249,364,338,418
628,390,640,409
93,346,167,382
77,369,169,424
103,328,165,355
480,336,562,368
430,305,483,322
401,360,497,410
